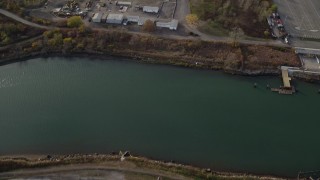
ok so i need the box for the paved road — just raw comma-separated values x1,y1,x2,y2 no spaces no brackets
0,9,52,29
0,8,288,47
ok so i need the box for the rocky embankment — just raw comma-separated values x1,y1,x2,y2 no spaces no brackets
0,28,300,76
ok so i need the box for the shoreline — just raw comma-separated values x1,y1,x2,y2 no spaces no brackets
0,51,281,76
0,153,288,180
2,51,320,85
0,29,303,79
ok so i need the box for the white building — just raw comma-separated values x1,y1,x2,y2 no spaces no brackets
126,15,140,23
92,12,103,23
116,1,132,6
143,6,159,13
156,19,179,30
106,13,124,24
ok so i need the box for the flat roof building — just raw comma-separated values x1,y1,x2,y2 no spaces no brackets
92,12,103,23
156,19,178,30
143,6,159,13
116,1,132,6
126,15,140,23
106,13,124,24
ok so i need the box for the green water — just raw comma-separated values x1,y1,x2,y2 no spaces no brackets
0,57,319,177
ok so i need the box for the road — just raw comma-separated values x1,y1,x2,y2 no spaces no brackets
0,9,52,30
0,8,288,47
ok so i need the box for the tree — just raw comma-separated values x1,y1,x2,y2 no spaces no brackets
264,30,270,38
142,20,155,32
67,16,83,28
186,14,199,25
269,4,278,13
48,32,63,47
63,37,72,44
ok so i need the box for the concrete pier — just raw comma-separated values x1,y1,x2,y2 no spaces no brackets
281,66,292,88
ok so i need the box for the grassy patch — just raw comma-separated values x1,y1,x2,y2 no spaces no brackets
198,20,229,37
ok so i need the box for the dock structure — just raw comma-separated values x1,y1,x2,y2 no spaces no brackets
281,66,291,88
271,66,295,95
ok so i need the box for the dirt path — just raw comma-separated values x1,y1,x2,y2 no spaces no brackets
0,35,43,50
0,163,192,180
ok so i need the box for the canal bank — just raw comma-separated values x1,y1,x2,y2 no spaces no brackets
0,57,320,177
0,29,301,77
0,154,285,180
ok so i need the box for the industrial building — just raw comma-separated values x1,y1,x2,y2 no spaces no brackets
92,12,103,23
156,19,178,30
106,13,124,24
142,6,159,13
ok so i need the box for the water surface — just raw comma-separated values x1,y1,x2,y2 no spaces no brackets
0,57,319,177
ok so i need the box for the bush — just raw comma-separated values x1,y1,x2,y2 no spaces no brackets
269,4,278,12
142,20,155,32
186,14,199,25
67,16,83,28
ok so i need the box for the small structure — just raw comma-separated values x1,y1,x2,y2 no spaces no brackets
143,6,159,13
116,1,132,6
123,15,140,25
92,12,103,23
52,8,61,13
156,19,178,30
126,15,140,23
106,13,124,24
119,6,128,12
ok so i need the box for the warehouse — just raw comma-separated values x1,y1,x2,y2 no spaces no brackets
106,13,124,24
143,6,159,13
92,12,103,23
156,19,178,30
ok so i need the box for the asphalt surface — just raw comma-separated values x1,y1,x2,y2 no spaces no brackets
0,9,52,30
274,0,320,39
273,0,320,50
